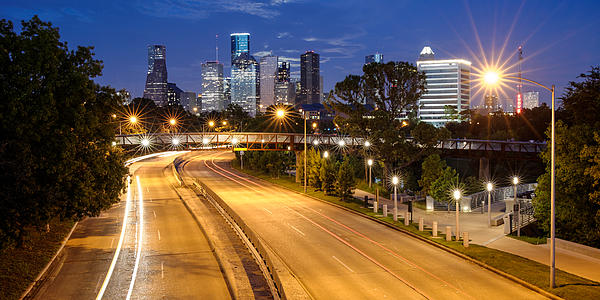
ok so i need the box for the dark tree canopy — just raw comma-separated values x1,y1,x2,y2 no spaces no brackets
0,16,128,247
327,61,450,174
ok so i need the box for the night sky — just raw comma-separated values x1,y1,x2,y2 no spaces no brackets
2,0,599,106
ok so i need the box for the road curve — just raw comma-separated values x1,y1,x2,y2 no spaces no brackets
33,154,231,299
181,150,546,300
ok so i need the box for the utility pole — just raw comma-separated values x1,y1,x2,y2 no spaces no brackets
516,46,523,114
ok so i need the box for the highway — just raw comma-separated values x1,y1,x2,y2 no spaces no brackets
33,154,231,299
181,150,547,300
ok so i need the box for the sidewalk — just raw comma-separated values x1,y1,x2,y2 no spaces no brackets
353,188,600,283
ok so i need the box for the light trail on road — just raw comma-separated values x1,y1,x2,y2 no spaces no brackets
126,176,145,300
95,176,131,300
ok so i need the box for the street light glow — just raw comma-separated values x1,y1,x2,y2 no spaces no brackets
276,109,285,119
169,118,176,126
312,122,317,129
208,120,215,127
202,138,209,145
367,159,373,166
392,176,399,185
323,151,329,158
365,141,371,147
453,189,461,201
338,140,346,147
313,140,319,145
222,120,228,125
129,116,138,124
513,176,519,185
231,138,239,145
484,71,500,85
171,138,180,145
141,138,150,147
486,182,493,192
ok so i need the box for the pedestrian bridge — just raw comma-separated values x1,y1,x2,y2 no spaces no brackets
115,132,545,155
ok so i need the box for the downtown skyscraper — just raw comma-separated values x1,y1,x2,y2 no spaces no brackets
299,51,320,105
231,33,250,64
274,61,294,106
365,53,384,64
259,55,278,112
143,45,168,106
231,53,259,117
201,61,225,112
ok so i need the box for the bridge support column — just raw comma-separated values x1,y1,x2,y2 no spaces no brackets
479,157,490,180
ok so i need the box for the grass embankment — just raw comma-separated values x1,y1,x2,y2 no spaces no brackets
236,166,600,300
0,218,74,300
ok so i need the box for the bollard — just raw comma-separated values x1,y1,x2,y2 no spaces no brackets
404,211,410,226
393,207,398,221
373,200,378,213
383,204,388,217
463,232,469,247
446,226,452,241
419,217,424,231
432,221,438,237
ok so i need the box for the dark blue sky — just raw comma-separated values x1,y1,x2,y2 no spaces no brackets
2,0,599,106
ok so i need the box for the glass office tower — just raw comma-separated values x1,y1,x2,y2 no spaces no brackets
231,53,259,116
143,45,168,107
230,33,250,65
201,61,225,112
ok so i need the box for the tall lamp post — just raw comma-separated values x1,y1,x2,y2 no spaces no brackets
484,71,556,288
367,159,373,188
453,189,461,240
486,182,493,227
392,176,399,221
513,176,520,237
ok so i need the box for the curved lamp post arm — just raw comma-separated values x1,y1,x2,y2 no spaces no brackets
505,76,553,93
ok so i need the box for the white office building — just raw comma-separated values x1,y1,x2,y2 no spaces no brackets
416,46,471,127
523,91,539,109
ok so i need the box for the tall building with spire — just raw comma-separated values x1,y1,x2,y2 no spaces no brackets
365,53,384,64
416,46,471,127
201,61,225,112
143,45,168,106
299,51,320,105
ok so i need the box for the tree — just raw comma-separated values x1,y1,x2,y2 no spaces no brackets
418,154,446,196
308,149,322,189
328,61,450,184
430,167,458,210
320,157,337,195
336,157,356,201
534,66,600,247
0,17,128,248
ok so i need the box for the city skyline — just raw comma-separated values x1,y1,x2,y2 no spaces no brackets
2,1,599,106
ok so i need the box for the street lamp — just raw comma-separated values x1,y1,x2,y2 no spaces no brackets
129,116,138,124
392,176,399,221
512,176,520,237
169,118,177,126
171,137,180,146
313,140,319,146
486,182,493,227
453,189,461,240
323,151,329,158
367,159,373,188
338,140,346,147
484,71,556,288
208,120,215,130
364,140,371,148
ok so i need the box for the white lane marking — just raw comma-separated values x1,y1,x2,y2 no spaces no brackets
289,225,305,236
332,256,355,273
161,262,164,279
157,229,161,241
109,238,114,249
153,210,156,219
96,176,132,300
126,176,145,300
263,208,273,214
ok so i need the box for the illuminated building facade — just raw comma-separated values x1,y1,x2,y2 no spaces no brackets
143,45,168,106
201,61,225,112
416,46,471,127
300,51,320,105
231,53,259,116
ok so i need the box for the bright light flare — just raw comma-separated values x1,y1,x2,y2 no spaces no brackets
453,189,462,201
313,140,319,146
512,176,519,185
169,118,177,126
141,138,150,147
484,72,500,85
392,176,399,185
231,138,239,145
129,116,138,124
208,120,215,127
338,140,346,147
276,109,286,119
486,182,493,192
202,138,210,145
171,138,180,146
367,159,373,166
323,151,329,158
364,141,371,147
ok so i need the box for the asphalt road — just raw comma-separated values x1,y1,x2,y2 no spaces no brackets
181,150,547,300
34,154,231,299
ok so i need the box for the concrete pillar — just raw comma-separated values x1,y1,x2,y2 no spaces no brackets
373,200,378,213
393,207,398,221
419,217,424,231
432,221,438,237
404,211,410,226
479,157,490,180
463,232,469,247
446,226,452,241
295,151,301,183
383,205,388,217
